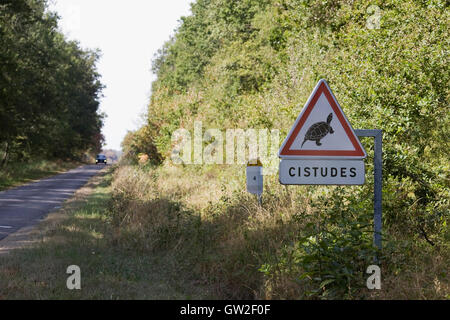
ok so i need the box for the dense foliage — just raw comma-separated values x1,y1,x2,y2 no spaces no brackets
123,0,448,299
0,0,104,165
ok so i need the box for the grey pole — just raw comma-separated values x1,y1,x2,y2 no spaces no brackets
355,129,383,250
373,130,383,250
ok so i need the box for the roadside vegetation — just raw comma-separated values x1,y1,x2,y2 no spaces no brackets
107,163,448,299
0,0,105,168
120,0,449,299
1,162,446,299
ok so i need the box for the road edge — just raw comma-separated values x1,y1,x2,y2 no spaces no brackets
0,166,111,255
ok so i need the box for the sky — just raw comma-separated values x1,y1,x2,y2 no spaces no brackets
48,0,193,151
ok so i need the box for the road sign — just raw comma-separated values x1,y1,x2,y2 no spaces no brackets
278,79,366,159
279,159,365,185
275,79,383,251
246,160,263,196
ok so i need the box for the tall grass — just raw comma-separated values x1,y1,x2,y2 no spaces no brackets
108,163,449,299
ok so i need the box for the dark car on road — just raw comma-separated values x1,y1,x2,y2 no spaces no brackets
95,154,107,165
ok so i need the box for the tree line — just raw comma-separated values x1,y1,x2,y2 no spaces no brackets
0,0,104,166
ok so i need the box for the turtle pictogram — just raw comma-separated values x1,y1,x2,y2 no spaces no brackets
301,113,334,148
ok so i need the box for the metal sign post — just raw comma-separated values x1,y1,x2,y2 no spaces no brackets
355,129,383,250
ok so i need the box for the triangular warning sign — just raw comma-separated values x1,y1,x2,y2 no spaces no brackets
279,79,366,159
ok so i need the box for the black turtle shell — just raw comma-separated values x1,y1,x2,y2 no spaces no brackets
305,122,330,140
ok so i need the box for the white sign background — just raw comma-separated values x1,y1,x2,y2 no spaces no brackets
290,93,355,151
279,159,365,185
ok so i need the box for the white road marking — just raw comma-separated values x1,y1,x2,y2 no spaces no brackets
0,226,13,229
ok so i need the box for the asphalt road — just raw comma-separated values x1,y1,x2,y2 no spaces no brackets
0,165,105,241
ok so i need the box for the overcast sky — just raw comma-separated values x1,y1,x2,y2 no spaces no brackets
48,0,193,150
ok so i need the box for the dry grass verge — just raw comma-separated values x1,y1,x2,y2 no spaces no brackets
107,163,449,300
0,165,213,299
2,162,446,300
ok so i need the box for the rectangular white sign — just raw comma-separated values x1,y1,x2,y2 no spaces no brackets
247,166,263,195
279,159,365,185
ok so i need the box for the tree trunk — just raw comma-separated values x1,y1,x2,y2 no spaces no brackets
1,142,9,168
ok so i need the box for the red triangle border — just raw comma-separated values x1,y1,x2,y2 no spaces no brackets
279,81,366,157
